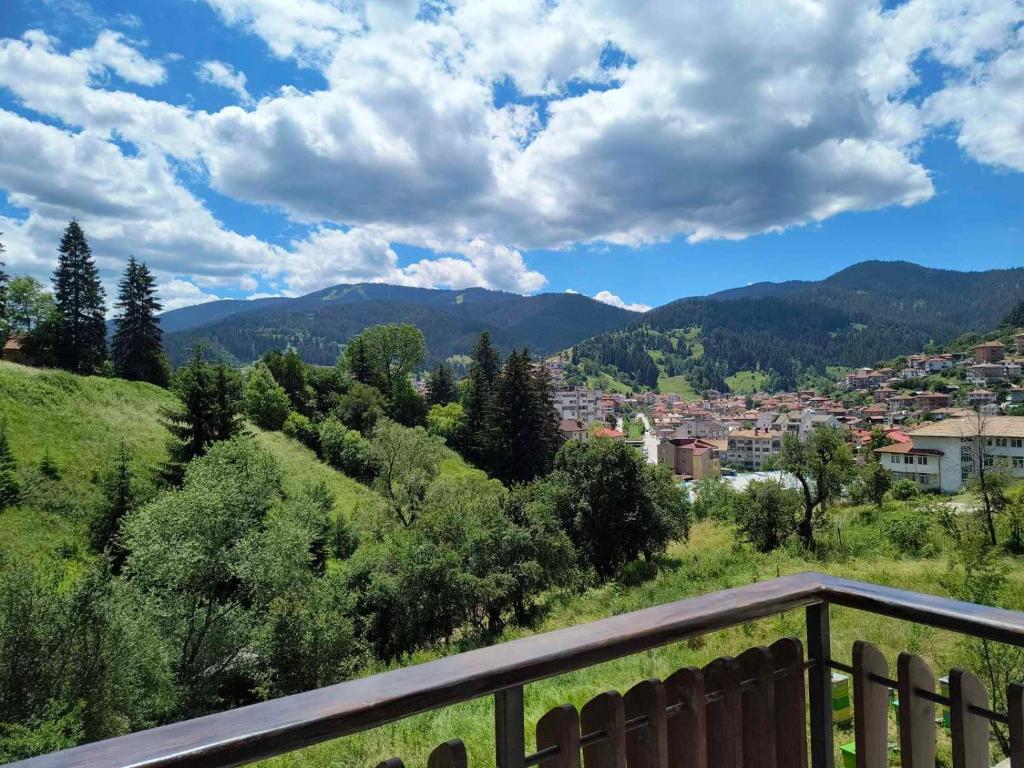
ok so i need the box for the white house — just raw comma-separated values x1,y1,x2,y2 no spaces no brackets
876,416,1024,492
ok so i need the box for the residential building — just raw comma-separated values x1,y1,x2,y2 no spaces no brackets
592,427,626,441
798,411,842,441
842,369,885,390
1017,331,1024,355
974,340,1006,364
2,336,24,363
967,363,1006,386
874,442,945,491
552,388,607,424
725,428,783,470
656,438,721,480
671,417,727,440
914,392,952,411
877,416,1024,492
966,389,997,406
558,419,588,442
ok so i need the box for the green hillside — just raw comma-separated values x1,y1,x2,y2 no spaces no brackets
0,362,379,558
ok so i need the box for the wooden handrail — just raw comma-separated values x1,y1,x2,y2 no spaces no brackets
13,571,1024,768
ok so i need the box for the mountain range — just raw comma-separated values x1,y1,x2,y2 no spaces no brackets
159,283,637,366
158,261,1024,376
572,260,1024,391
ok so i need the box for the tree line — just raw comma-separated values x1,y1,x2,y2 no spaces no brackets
0,222,167,386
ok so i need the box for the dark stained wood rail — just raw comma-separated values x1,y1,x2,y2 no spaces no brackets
13,571,1024,768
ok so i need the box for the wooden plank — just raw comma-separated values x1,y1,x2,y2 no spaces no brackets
581,691,626,768
896,653,935,768
377,759,405,768
429,740,468,768
769,638,807,768
704,657,743,768
738,646,777,768
852,641,889,768
538,704,581,768
624,679,668,768
806,604,834,768
664,667,707,768
818,574,1024,649
1009,682,1024,768
949,668,989,768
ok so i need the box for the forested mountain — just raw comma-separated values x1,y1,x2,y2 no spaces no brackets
161,285,636,366
572,261,1024,393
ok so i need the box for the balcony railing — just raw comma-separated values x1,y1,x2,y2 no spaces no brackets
10,571,1024,768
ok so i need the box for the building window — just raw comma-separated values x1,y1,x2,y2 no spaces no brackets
904,456,914,464
1014,457,1024,469
1013,439,1023,449
917,456,928,465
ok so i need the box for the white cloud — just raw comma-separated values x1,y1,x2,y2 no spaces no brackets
593,290,651,313
158,279,221,311
80,30,166,86
283,228,546,294
0,109,277,288
196,60,254,105
925,28,1024,171
1,0,1024,310
0,31,200,156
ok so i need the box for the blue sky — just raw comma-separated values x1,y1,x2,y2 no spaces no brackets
0,0,1022,311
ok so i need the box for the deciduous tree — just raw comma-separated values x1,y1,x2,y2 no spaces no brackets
774,427,854,548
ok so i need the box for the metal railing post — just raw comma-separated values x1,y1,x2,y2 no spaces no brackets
495,686,525,768
807,602,834,768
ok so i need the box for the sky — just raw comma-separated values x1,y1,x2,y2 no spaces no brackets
0,1,1022,313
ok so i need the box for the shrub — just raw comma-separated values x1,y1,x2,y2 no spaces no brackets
244,363,291,431
883,506,934,555
318,418,377,482
282,412,318,450
891,479,920,501
545,439,690,579
691,476,739,521
734,478,801,552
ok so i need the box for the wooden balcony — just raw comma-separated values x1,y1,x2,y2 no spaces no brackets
10,571,1024,768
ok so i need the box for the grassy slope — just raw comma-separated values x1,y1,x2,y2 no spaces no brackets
250,428,377,516
657,373,700,400
0,362,380,552
265,514,1003,768
726,369,769,395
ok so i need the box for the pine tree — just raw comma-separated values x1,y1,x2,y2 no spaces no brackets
426,362,456,405
483,348,559,484
53,220,107,372
161,348,242,484
0,420,20,510
112,256,167,385
462,331,500,461
345,337,373,385
91,440,135,572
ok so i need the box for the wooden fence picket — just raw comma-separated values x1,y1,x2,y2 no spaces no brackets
581,691,627,768
624,679,668,768
852,641,889,768
538,704,582,768
896,653,935,768
949,668,989,768
664,667,707,768
737,646,776,768
703,657,743,768
428,739,468,768
768,638,806,768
